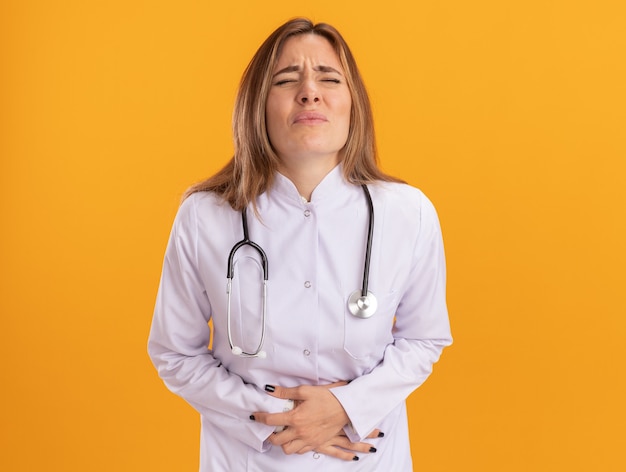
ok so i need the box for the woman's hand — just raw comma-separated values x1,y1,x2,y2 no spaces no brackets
252,382,350,454
313,429,382,462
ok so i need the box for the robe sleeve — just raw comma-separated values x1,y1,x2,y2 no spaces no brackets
147,195,285,451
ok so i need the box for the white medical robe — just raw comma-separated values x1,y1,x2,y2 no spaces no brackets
148,166,452,471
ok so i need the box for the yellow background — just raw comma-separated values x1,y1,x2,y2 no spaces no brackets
1,0,625,470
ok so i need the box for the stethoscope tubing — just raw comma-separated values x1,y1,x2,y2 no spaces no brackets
227,210,268,280
360,184,374,297
226,184,377,357
226,209,269,358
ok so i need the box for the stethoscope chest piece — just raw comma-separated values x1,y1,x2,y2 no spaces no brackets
348,290,378,319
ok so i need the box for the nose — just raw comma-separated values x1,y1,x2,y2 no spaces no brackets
300,95,319,104
298,80,320,104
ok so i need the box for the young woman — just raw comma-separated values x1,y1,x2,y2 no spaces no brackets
148,18,452,471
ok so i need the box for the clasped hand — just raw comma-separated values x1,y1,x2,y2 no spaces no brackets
251,382,380,462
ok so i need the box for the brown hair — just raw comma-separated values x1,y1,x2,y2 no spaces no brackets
184,18,402,209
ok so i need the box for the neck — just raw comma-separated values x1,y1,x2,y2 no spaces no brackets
277,155,339,201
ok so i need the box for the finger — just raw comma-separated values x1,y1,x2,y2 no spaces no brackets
330,435,377,454
280,438,307,455
251,410,292,428
332,428,383,440
295,445,315,455
285,441,316,455
365,428,385,439
269,428,297,447
314,444,360,462
263,384,298,400
263,381,349,400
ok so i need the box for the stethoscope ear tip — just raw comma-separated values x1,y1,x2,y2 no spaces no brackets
230,346,266,358
232,346,243,356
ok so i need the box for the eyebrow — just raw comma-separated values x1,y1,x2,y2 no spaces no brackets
272,65,343,78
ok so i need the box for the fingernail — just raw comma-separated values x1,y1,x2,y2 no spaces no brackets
264,385,276,392
369,447,377,453
352,455,359,461
249,415,255,421
377,431,385,437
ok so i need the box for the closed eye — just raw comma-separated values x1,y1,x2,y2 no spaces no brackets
274,79,297,86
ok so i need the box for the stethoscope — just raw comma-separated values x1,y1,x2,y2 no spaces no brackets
226,184,377,358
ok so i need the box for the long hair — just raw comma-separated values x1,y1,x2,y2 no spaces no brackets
184,18,402,209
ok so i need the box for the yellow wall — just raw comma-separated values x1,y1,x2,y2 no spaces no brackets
1,1,625,470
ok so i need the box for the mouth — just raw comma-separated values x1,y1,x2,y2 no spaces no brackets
293,112,328,125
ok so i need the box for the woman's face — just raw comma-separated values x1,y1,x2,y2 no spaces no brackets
265,34,352,167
